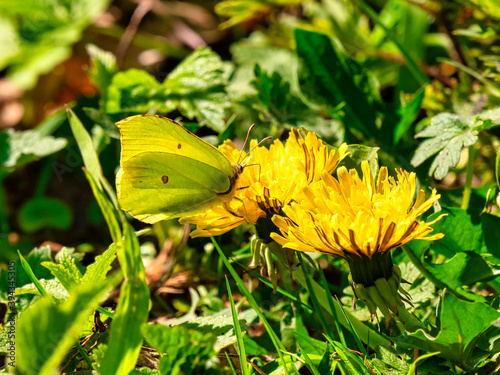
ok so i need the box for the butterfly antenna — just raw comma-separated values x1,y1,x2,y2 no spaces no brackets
237,124,256,164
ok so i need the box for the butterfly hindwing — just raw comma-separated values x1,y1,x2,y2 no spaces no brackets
117,152,231,223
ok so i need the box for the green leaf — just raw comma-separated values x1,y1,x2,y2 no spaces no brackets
226,277,250,375
86,43,117,101
41,248,83,291
141,324,216,375
295,29,380,139
15,278,70,302
425,251,498,301
371,345,410,374
0,129,67,173
81,245,116,285
16,280,111,375
84,171,149,375
391,87,425,145
105,69,164,114
0,246,53,297
411,107,500,179
67,107,104,189
411,113,477,179
341,144,379,177
170,310,250,352
404,292,500,369
105,48,229,132
162,47,229,132
0,0,112,89
17,197,72,233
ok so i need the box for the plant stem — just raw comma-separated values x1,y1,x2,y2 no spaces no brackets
461,145,475,210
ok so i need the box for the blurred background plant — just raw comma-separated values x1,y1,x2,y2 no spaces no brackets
2,0,500,373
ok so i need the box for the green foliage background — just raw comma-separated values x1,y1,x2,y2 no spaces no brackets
1,0,500,374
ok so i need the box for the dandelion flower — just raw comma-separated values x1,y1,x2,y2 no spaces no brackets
181,129,349,238
271,161,446,323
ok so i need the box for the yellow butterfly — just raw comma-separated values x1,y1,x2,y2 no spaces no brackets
116,115,246,223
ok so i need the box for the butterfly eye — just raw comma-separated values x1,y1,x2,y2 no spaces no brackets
161,175,169,184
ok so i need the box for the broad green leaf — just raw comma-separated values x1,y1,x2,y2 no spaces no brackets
431,208,484,258
425,251,497,301
41,248,82,291
105,48,229,131
295,29,380,139
404,292,500,369
230,42,298,97
105,69,164,114
341,144,379,177
162,47,229,132
141,324,216,375
391,87,425,145
170,311,249,352
0,129,67,173
411,108,500,179
17,197,72,233
16,280,111,375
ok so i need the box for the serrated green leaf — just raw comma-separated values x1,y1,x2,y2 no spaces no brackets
16,280,111,375
105,69,164,114
295,29,380,139
371,345,410,374
141,324,216,375
15,278,69,302
86,43,117,101
163,47,229,132
411,113,477,179
18,197,72,233
41,248,82,291
170,311,248,352
404,292,500,368
81,246,116,285
0,129,67,173
412,107,500,179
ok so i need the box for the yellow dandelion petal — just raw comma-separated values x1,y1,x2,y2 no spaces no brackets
181,129,348,237
273,161,446,258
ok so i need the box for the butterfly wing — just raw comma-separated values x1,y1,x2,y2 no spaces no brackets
117,152,232,223
117,114,234,176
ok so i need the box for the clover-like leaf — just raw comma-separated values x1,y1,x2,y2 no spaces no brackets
411,107,500,179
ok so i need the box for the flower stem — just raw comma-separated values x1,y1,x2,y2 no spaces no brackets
461,145,475,210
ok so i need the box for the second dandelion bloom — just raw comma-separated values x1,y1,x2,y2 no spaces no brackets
271,161,445,261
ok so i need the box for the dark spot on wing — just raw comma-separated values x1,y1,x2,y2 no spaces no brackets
161,175,169,184
177,143,182,149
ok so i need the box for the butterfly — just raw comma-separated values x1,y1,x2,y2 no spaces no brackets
116,114,250,223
